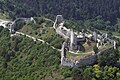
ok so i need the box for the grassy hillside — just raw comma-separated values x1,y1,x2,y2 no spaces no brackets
18,17,64,49
0,12,10,20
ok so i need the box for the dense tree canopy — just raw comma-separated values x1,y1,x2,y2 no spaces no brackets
0,0,120,21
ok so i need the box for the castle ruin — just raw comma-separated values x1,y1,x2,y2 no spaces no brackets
53,15,117,68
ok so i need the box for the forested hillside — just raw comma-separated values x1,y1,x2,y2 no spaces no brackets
1,0,120,79
0,0,120,21
0,26,120,80
0,26,63,80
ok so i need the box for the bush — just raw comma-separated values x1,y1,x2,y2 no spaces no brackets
93,45,98,54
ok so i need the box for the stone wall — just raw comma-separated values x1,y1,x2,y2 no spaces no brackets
61,57,74,67
75,54,97,68
61,45,114,68
54,15,116,68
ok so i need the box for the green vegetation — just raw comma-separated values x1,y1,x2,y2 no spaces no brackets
1,18,120,79
0,12,10,20
0,27,66,80
66,51,92,61
97,49,120,67
64,49,120,80
93,45,98,54
18,17,64,49
1,1,120,79
66,41,111,61
1,0,120,21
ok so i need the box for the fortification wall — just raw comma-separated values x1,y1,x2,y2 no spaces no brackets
54,15,116,68
75,54,97,68
61,57,74,67
61,46,114,68
76,46,114,68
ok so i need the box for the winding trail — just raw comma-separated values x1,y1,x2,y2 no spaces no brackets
43,18,54,23
14,31,61,52
0,18,61,52
115,36,120,39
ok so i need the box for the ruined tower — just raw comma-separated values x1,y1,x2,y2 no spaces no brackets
93,31,98,42
9,22,15,33
114,41,116,49
70,30,77,51
53,15,64,29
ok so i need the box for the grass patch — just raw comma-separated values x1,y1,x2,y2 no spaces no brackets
66,42,111,61
0,12,10,20
66,51,92,61
18,20,64,49
98,43,113,52
83,42,96,52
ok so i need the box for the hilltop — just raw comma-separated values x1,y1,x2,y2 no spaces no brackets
0,14,120,80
